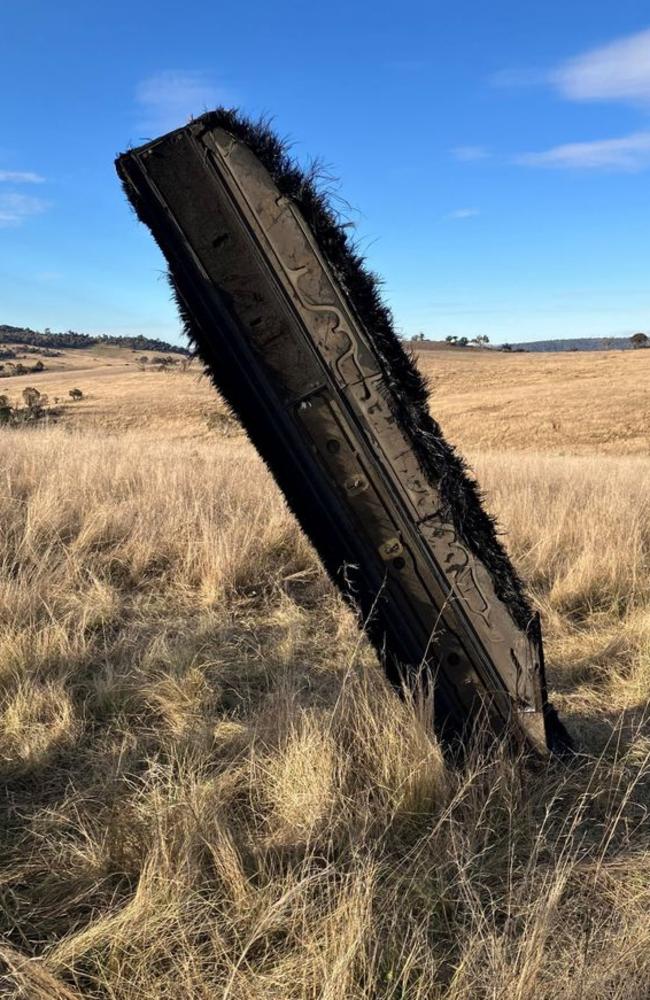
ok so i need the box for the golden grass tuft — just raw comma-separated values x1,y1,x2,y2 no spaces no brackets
1,348,649,998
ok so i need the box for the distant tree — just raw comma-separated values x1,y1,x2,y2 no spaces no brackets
631,332,649,348
153,354,180,370
7,362,29,376
445,335,458,344
136,355,149,371
31,360,45,372
0,395,11,424
457,336,469,347
472,334,490,345
501,343,512,352
22,386,41,409
69,388,83,400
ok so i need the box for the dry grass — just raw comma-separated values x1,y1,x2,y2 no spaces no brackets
417,346,650,454
3,340,650,448
0,359,216,438
1,349,649,998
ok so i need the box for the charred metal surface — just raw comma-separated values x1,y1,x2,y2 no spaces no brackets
116,111,568,754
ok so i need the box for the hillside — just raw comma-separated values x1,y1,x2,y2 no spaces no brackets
0,322,190,355
2,340,650,449
499,335,645,352
1,346,649,998
416,345,650,453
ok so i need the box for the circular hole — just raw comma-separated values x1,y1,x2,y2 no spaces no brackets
447,652,461,667
392,556,405,570
326,439,340,454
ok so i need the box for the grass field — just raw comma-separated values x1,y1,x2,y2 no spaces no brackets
1,346,649,998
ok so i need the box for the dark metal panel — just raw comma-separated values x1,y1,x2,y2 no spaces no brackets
116,117,566,753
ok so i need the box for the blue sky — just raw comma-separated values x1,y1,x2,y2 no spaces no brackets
1,1,649,345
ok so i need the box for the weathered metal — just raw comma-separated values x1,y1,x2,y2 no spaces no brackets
116,111,567,754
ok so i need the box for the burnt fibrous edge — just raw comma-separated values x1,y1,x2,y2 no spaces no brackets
116,109,534,632
188,108,535,632
116,110,575,751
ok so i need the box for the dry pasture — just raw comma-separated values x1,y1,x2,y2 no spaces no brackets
1,346,649,999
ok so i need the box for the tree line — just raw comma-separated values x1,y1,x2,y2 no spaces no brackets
409,333,490,347
0,325,190,356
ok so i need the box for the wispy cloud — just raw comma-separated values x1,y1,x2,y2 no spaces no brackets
135,71,231,133
504,30,650,171
515,130,650,171
450,145,490,162
493,28,650,104
0,192,48,227
444,208,480,220
551,28,650,104
0,170,45,184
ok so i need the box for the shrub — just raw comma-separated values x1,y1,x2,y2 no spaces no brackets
0,394,11,424
22,386,41,409
0,389,57,427
150,354,180,371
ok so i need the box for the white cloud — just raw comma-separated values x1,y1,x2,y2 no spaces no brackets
444,208,480,220
0,192,48,227
515,131,650,170
135,71,230,133
551,28,650,104
499,33,650,171
450,145,490,162
0,170,44,184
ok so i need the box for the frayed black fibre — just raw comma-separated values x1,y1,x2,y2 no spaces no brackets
192,109,534,630
132,108,534,630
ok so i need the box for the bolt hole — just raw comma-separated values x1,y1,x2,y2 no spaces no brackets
392,556,405,570
326,439,340,454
